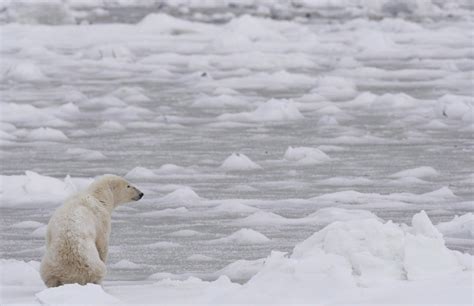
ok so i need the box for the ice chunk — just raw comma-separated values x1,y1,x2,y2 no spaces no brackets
0,259,43,286
5,61,47,82
390,166,439,178
218,99,303,123
436,213,474,239
208,228,270,244
158,187,202,205
110,260,142,269
284,146,330,164
11,220,45,229
125,166,158,179
26,127,68,142
36,284,120,304
66,148,107,161
219,153,262,171
215,258,265,281
31,225,48,238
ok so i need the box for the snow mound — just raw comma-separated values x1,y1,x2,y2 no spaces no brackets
436,213,474,239
139,13,213,34
5,61,47,82
0,171,92,207
312,76,357,100
158,187,202,205
155,164,195,175
389,166,438,179
218,99,303,122
98,121,127,132
110,260,142,269
66,148,107,161
111,86,151,104
209,228,270,244
220,153,262,171
215,258,265,281
284,146,330,164
305,207,379,226
26,127,68,142
31,225,47,238
36,284,120,304
0,259,43,286
80,44,134,62
125,166,158,179
436,94,473,121
230,211,469,303
237,211,289,225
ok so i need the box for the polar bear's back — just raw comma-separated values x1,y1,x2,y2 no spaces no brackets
41,194,107,286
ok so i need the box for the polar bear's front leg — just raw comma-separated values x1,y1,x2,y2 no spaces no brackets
96,237,109,263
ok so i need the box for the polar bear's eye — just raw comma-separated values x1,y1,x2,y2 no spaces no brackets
127,185,130,188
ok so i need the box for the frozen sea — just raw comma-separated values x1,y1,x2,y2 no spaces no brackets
0,0,473,305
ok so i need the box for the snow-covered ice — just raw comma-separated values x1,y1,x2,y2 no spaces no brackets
1,0,473,304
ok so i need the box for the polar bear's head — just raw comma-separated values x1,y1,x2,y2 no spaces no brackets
89,174,144,208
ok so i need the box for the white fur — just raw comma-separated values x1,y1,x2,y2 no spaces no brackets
40,175,143,287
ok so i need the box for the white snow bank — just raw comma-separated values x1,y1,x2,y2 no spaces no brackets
1,211,472,304
208,228,270,244
390,166,439,178
312,76,357,100
436,213,474,239
0,171,92,207
236,207,378,226
0,102,75,128
111,86,151,104
4,61,48,82
436,94,473,121
31,225,47,238
226,211,470,304
284,146,330,164
36,284,120,304
157,187,202,206
66,148,107,161
26,127,69,142
125,166,158,179
139,13,215,34
219,153,262,171
215,258,265,281
155,164,196,175
79,44,134,62
0,259,43,286
11,221,45,229
217,99,303,123
110,259,142,269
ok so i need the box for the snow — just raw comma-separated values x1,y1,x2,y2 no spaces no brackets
4,61,48,82
219,153,262,171
125,166,158,179
217,99,304,122
36,284,120,304
0,1,472,304
436,213,474,240
26,127,68,142
208,228,270,244
0,171,91,207
390,166,439,178
109,260,142,269
284,146,331,164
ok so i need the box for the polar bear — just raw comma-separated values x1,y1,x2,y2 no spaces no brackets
40,175,143,287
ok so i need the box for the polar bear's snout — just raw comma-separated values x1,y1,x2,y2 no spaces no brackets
133,187,144,201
